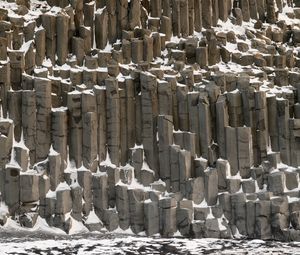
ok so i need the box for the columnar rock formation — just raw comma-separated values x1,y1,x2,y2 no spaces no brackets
1,0,300,240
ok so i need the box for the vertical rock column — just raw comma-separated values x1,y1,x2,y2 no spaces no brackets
289,119,300,167
161,16,172,41
227,90,243,127
94,86,107,162
254,91,268,165
237,127,253,178
180,0,189,38
34,27,45,67
119,88,128,165
7,91,22,142
216,95,229,159
277,98,290,165
177,85,189,131
34,77,52,162
41,13,56,64
158,115,173,191
22,90,36,165
267,94,279,152
266,0,276,24
248,0,258,19
143,35,153,63
67,91,83,167
83,1,95,44
128,0,141,30
117,0,128,38
172,0,181,37
7,50,24,90
202,0,212,28
74,0,84,31
188,0,194,35
218,0,228,21
239,0,250,22
56,13,69,65
158,80,172,116
225,127,239,175
212,0,219,26
194,0,202,32
106,78,121,166
0,61,10,118
140,72,159,175
150,0,162,17
82,91,98,171
187,92,200,156
107,0,117,44
125,78,136,151
95,8,108,50
256,0,265,21
198,96,212,160
51,108,67,172
0,37,7,60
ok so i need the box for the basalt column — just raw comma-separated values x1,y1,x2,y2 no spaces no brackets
202,0,212,28
198,96,212,159
0,61,10,118
125,78,136,155
94,86,107,162
83,1,95,44
56,13,69,65
41,13,56,64
67,91,83,167
277,98,290,165
34,77,52,162
0,37,7,60
180,0,189,38
212,0,219,26
172,0,181,37
95,8,108,50
140,72,159,176
129,0,141,30
194,0,202,32
119,88,128,166
117,0,128,38
106,78,121,166
218,0,228,21
34,27,45,67
51,109,68,172
107,0,117,44
158,115,173,191
7,91,22,142
216,95,229,159
8,50,24,90
22,90,36,165
82,112,98,172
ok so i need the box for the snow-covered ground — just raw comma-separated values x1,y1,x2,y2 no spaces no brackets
0,231,300,255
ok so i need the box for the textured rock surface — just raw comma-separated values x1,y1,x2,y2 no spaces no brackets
0,0,300,241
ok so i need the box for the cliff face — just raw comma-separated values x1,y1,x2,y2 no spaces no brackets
0,0,300,240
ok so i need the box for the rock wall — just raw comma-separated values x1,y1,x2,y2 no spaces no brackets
0,0,300,240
